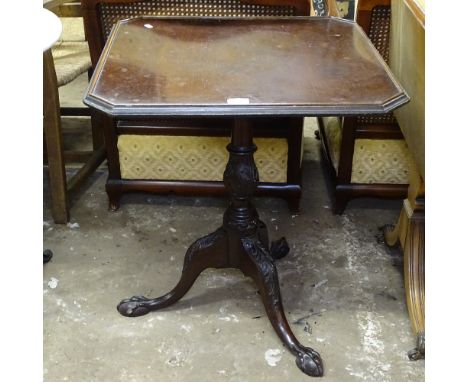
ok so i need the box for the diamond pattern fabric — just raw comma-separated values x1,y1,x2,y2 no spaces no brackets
322,117,411,184
118,135,288,182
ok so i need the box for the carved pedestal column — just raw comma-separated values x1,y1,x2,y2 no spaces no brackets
117,118,324,377
224,119,324,377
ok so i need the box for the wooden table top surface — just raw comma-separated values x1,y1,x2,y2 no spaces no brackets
84,17,409,118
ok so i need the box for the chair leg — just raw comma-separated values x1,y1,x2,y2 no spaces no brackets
90,109,104,151
333,190,349,215
44,50,69,224
87,68,104,151
287,190,301,214
106,183,122,211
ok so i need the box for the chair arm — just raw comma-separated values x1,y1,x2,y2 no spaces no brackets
325,0,340,17
57,1,83,17
45,0,82,16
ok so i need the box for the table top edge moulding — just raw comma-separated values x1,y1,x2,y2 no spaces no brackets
83,16,409,118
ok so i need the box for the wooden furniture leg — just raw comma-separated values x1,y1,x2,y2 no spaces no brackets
43,51,106,223
384,166,425,360
43,249,54,264
117,118,323,377
87,68,105,152
43,50,69,224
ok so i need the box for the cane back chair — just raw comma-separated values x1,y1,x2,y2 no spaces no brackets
81,0,338,213
317,0,412,214
44,1,106,223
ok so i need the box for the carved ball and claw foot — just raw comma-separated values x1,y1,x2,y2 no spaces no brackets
118,296,153,317
296,347,324,377
270,237,289,260
43,249,53,264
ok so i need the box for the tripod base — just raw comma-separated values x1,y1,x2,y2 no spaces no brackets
118,119,323,377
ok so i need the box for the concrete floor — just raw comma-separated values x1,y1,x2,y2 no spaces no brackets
44,74,425,381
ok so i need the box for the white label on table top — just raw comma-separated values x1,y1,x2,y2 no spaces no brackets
226,98,250,105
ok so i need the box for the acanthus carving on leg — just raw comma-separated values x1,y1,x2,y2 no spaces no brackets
241,236,324,377
241,237,280,307
182,228,226,272
117,228,228,317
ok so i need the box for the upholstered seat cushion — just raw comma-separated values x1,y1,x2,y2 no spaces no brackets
52,17,91,87
118,135,288,183
58,17,87,42
322,117,411,184
52,42,91,87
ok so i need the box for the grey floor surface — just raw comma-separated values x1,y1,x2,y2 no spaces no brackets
43,74,425,382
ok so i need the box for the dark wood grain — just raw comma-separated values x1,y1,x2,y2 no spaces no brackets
81,1,310,213
85,13,410,377
116,119,324,376
84,17,408,117
81,0,312,70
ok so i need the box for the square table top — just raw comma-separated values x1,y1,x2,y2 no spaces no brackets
84,17,409,118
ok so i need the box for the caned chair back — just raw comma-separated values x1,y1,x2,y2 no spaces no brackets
356,0,392,62
82,0,315,66
356,0,395,125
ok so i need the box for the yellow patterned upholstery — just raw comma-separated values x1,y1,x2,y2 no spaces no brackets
118,135,288,183
352,139,411,183
322,117,411,184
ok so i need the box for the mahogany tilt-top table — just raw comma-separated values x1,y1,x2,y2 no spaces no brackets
84,16,408,377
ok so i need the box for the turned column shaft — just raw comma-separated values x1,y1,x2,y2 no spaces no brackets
222,119,259,265
231,118,252,147
223,119,258,222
